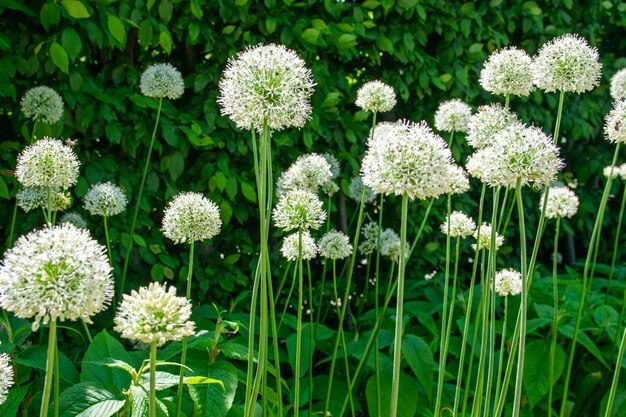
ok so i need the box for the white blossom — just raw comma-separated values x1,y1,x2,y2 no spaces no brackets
541,186,579,219
355,80,397,113
479,47,535,96
273,189,326,232
15,138,80,190
319,230,352,260
495,269,523,296
20,86,63,124
83,182,128,217
162,192,221,244
440,211,476,238
434,99,472,133
281,231,318,261
140,63,184,99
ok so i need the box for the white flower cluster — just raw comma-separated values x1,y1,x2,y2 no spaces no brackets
319,230,352,260
0,224,113,331
162,192,222,244
604,100,626,144
479,47,535,97
355,80,397,113
59,212,88,229
140,63,184,100
273,189,326,231
15,138,80,190
358,222,380,255
495,269,523,296
611,68,626,101
16,187,72,213
541,186,579,219
532,33,602,93
281,231,318,261
114,282,195,346
434,99,472,133
440,211,476,238
472,223,504,251
603,165,619,179
466,104,519,149
276,153,333,197
0,353,13,405
380,228,405,260
444,165,470,195
83,182,128,217
20,86,64,124
218,43,315,132
348,176,377,204
361,120,455,200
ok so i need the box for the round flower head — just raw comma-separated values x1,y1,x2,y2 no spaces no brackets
434,99,472,133
472,223,504,251
619,162,626,181
20,86,63,125
83,182,128,217
540,186,579,219
361,120,454,200
140,63,184,100
495,269,523,296
444,165,470,195
273,189,326,231
321,180,339,196
218,43,315,132
162,192,222,244
0,353,13,405
355,80,397,113
276,153,333,196
281,231,318,261
319,230,353,260
532,33,602,93
467,104,519,149
379,228,403,260
440,211,476,238
479,47,535,96
16,187,72,213
358,222,380,256
604,100,626,144
0,223,113,331
114,282,195,346
603,165,619,180
59,212,87,229
611,68,626,101
322,153,341,178
348,176,377,204
15,138,80,190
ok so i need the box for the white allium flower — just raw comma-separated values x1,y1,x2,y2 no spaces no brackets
162,192,221,244
358,222,380,256
540,186,579,219
532,33,602,93
218,43,315,132
83,182,128,217
610,68,626,101
322,153,341,178
434,99,472,133
355,80,397,113
445,165,470,195
321,180,339,196
319,230,352,260
114,282,195,346
348,176,377,204
379,228,403,259
16,187,72,213
273,189,326,231
281,231,318,261
20,86,64,125
276,153,333,196
479,47,535,97
440,211,476,238
472,223,504,251
59,212,87,229
495,269,523,296
604,100,626,144
0,353,13,405
467,104,519,149
619,162,626,181
0,224,113,330
604,165,619,179
361,120,454,200
15,138,80,190
140,63,184,100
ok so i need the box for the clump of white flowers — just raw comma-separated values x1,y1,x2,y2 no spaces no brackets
355,80,397,113
0,353,13,405
16,187,72,213
466,104,519,149
604,100,626,144
479,47,535,96
20,86,64,124
434,99,472,133
140,63,184,100
0,223,113,331
541,186,579,219
276,153,333,196
218,43,315,132
473,223,504,251
273,189,326,231
358,222,380,255
83,182,128,217
610,68,626,101
319,230,352,260
162,192,222,244
59,212,88,229
440,211,476,238
495,269,523,296
603,165,619,179
348,176,377,204
114,282,195,346
15,138,80,189
532,33,602,93
281,231,318,261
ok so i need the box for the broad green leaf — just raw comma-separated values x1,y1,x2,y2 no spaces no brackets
81,330,132,388
57,382,125,417
0,176,9,199
188,361,237,417
240,182,257,203
40,3,60,31
302,28,320,44
523,338,565,407
336,33,357,49
0,384,31,417
129,385,168,417
365,372,419,417
402,334,434,401
61,0,90,18
14,345,79,383
50,42,69,74
138,19,153,46
376,35,394,52
286,324,315,377
107,15,126,46
559,325,610,368
61,28,82,61
159,30,172,54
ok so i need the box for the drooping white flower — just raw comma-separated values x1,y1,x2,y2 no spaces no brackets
604,100,626,144
355,80,397,113
114,282,195,346
466,104,519,149
15,138,80,190
0,353,13,405
59,212,87,229
218,43,315,132
83,182,128,217
162,192,222,244
472,223,504,251
541,186,579,219
610,68,626,101
281,231,318,261
140,63,184,100
16,187,72,213
319,230,352,260
434,99,472,133
20,86,64,125
348,176,377,204
440,211,476,238
273,189,326,232
479,47,535,96
358,222,380,256
603,165,620,180
0,224,113,331
495,269,523,296
276,153,333,196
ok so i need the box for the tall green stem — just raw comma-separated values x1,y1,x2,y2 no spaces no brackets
103,216,113,269
150,341,157,417
548,217,561,416
176,241,194,417
605,323,626,417
7,200,18,248
294,230,304,417
40,319,57,417
553,91,565,146
606,183,626,302
495,296,509,407
374,193,384,417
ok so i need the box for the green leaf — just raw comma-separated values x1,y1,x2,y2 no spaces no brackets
158,0,173,23
523,338,565,407
286,324,315,377
81,330,132,388
0,384,31,417
188,361,237,417
58,382,125,417
240,182,257,203
336,33,357,49
402,334,434,401
265,17,277,34
50,42,69,74
302,28,320,44
14,345,79,383
138,19,153,46
375,35,394,52
40,3,60,31
0,176,9,199
129,385,168,417
62,28,82,61
105,121,122,144
61,0,90,18
159,30,172,54
107,15,126,47
365,372,419,417
559,325,610,368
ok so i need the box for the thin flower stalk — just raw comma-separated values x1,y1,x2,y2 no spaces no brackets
548,217,561,415
605,183,626,301
494,296,509,406
150,341,157,417
604,323,626,417
40,319,57,417
294,230,304,417
176,242,195,417
374,192,384,417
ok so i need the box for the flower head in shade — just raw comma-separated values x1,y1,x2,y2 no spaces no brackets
321,180,339,196
472,223,504,251
59,212,87,229
479,47,535,97
611,68,626,101
440,211,476,238
15,138,80,190
0,224,113,331
466,104,519,149
276,153,333,196
83,182,128,217
140,63,184,100
434,99,472,133
619,162,626,181
444,165,470,195
114,282,195,346
541,186,579,219
319,230,352,260
358,222,380,256
603,165,619,180
322,153,341,178
355,81,397,113
348,176,377,204
273,189,326,231
162,192,221,244
20,86,64,125
218,43,315,132
379,228,404,260
532,33,602,93
0,353,13,405
280,231,318,261
604,100,626,144
361,120,454,200
495,269,523,296
16,187,72,213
